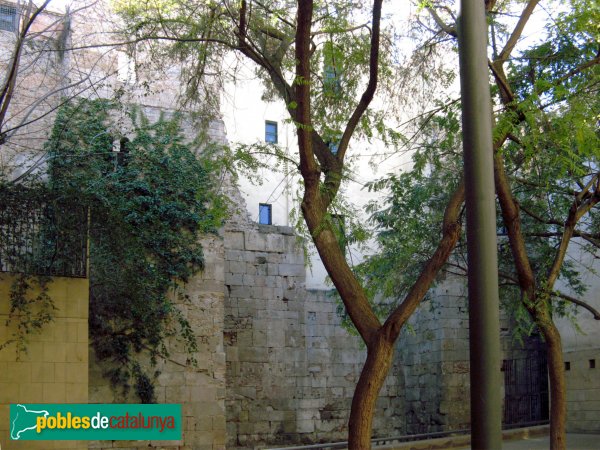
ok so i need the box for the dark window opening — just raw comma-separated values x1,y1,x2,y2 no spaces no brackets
590,359,596,369
565,361,570,371
117,137,130,167
0,5,17,32
265,121,278,144
259,203,272,225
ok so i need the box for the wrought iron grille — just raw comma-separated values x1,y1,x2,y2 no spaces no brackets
502,350,550,425
0,188,88,277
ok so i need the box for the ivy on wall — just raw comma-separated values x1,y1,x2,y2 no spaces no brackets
2,98,226,402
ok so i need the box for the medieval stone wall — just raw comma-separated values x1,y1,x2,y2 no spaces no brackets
223,223,404,449
397,281,471,435
397,277,549,435
87,234,227,450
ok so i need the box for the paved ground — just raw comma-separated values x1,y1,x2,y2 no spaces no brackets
456,433,600,449
380,428,600,450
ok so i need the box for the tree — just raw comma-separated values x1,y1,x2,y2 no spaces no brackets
0,0,129,183
363,0,599,448
112,0,466,446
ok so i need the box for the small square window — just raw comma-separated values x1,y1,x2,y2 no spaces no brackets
265,121,278,144
0,5,17,32
327,140,339,155
590,359,596,369
565,361,570,371
259,203,272,225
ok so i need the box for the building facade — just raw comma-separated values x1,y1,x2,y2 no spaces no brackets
0,2,598,450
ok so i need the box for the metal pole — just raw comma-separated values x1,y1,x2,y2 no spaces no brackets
457,0,502,448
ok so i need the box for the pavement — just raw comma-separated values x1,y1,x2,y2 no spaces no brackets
456,434,600,450
378,426,600,450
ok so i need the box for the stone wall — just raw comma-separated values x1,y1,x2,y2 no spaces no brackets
0,273,89,450
397,281,470,434
88,235,227,450
397,277,548,434
224,223,404,449
564,349,600,432
556,252,600,433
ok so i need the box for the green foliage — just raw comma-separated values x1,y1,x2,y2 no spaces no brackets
356,101,465,323
44,98,226,401
112,0,409,154
0,275,55,358
358,0,599,340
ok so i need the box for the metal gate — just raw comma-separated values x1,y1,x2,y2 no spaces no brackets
502,351,550,425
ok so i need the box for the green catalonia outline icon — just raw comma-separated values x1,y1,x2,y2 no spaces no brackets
11,404,49,440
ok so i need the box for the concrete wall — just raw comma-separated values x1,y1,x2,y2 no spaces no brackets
0,273,89,450
224,223,404,449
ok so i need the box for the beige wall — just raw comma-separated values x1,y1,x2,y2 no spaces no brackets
0,273,89,450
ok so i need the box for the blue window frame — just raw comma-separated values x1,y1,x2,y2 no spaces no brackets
259,203,272,225
0,5,17,32
265,121,278,143
328,140,339,155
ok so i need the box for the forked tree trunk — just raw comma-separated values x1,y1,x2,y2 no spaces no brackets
348,336,394,449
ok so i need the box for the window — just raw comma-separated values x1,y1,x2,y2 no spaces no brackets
590,359,596,369
325,131,341,155
565,361,570,371
323,41,342,96
0,4,17,32
323,64,341,96
259,203,272,225
265,121,278,144
117,137,130,167
327,140,339,155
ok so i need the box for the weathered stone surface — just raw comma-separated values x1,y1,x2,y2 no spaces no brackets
224,226,404,449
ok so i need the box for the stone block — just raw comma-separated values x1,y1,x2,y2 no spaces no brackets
279,264,305,277
244,232,268,252
225,231,245,250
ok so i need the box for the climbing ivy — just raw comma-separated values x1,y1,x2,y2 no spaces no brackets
0,274,55,358
42,98,226,401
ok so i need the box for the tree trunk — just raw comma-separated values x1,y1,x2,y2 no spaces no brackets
348,335,394,450
541,321,567,450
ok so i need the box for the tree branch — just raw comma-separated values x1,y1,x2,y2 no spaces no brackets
0,0,52,130
553,292,600,320
546,175,600,288
336,0,382,163
497,0,540,63
382,181,465,343
427,7,457,37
